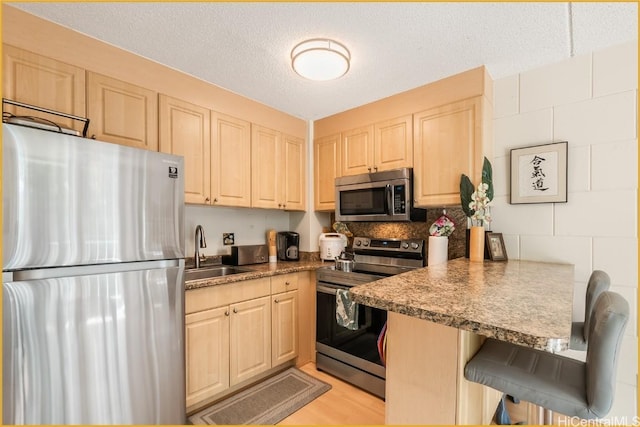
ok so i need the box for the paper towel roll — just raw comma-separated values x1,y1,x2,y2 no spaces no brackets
267,229,277,262
428,236,448,266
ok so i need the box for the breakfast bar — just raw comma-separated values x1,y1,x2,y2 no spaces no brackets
349,258,575,425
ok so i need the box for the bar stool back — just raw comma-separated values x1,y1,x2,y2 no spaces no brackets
464,291,629,421
571,270,611,351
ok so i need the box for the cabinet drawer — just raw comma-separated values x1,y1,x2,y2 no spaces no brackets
270,273,298,294
186,277,271,314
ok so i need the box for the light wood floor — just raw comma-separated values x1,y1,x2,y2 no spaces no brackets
278,362,385,425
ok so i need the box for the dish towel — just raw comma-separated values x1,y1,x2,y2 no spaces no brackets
336,289,359,330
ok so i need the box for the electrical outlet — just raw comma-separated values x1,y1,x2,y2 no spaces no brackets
223,233,234,245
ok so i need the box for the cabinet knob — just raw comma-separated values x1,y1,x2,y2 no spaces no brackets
233,308,238,314
274,299,279,304
205,197,210,202
225,310,229,316
285,281,290,286
367,167,372,172
373,166,378,172
213,198,218,203
282,204,286,208
278,203,282,208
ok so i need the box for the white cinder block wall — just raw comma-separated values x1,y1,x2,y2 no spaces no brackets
492,40,638,420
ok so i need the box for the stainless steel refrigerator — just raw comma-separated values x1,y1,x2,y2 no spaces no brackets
2,123,186,424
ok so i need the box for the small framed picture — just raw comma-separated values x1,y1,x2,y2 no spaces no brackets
486,232,508,261
510,141,568,204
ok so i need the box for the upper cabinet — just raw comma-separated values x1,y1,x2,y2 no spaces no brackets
3,44,86,132
314,133,341,212
374,115,413,172
159,95,211,204
282,134,306,211
341,115,413,176
251,125,306,211
414,97,483,207
251,125,282,209
314,66,492,210
211,112,252,208
341,125,375,176
86,72,158,150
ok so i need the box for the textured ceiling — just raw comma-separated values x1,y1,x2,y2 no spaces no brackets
9,2,638,121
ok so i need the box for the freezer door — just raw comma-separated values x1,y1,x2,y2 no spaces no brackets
3,266,186,425
3,124,184,270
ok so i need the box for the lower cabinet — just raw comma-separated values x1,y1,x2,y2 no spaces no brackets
229,296,271,386
185,273,302,412
185,306,230,408
272,290,298,366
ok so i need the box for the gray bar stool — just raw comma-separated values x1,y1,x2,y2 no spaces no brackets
464,291,629,423
571,270,611,351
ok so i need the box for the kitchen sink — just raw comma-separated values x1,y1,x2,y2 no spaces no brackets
185,266,253,281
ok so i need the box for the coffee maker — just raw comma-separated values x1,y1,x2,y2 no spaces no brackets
276,231,300,261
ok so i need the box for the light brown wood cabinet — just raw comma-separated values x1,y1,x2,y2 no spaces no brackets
271,273,299,366
2,44,86,132
314,133,341,211
341,125,375,176
211,112,252,207
341,115,412,176
185,306,230,408
229,296,271,386
86,72,158,150
184,272,306,411
251,126,306,211
281,134,306,211
413,97,484,207
159,95,211,204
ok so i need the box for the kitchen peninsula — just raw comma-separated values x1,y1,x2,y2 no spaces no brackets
349,258,574,425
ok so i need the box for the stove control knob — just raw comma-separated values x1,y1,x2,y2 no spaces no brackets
402,242,409,249
410,242,420,250
363,240,369,247
355,240,362,246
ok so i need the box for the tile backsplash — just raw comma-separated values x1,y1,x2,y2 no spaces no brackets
343,207,469,261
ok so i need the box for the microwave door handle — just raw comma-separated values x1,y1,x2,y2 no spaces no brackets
385,184,393,215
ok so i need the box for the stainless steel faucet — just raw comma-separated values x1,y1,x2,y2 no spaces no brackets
194,225,207,268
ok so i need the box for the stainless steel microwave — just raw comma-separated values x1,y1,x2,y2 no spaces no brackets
335,168,426,222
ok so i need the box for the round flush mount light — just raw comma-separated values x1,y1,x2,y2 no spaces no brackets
291,38,351,81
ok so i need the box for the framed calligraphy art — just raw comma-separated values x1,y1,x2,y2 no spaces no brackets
510,141,568,204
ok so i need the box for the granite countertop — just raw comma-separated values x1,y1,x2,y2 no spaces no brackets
185,260,327,290
349,258,575,351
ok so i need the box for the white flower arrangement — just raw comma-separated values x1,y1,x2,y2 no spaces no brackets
460,157,494,228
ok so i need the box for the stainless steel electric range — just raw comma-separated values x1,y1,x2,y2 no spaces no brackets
315,236,425,399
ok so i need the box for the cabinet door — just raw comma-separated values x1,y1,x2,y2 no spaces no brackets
272,290,298,366
374,115,413,172
341,125,374,176
211,112,252,207
282,134,306,211
159,95,211,204
229,296,271,386
185,306,230,409
314,133,341,211
86,72,158,150
413,97,482,207
3,44,85,132
251,124,282,209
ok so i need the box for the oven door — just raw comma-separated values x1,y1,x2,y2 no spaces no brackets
316,282,386,379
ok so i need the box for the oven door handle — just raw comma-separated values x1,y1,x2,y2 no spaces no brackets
317,284,347,296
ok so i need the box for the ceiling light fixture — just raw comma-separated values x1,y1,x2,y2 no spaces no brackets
291,38,351,81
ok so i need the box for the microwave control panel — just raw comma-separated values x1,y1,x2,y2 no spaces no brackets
393,184,406,214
